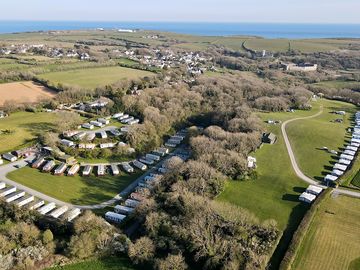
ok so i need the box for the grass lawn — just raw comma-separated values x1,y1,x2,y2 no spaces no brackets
7,166,142,205
38,66,154,89
48,257,137,270
286,99,357,181
291,195,360,270
217,105,323,268
0,111,58,153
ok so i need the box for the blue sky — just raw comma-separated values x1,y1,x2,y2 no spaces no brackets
2,0,360,23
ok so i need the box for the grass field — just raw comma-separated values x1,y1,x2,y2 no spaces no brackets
7,166,142,205
286,99,357,181
48,257,137,270
291,195,360,270
0,81,56,106
312,80,360,90
38,66,154,89
0,111,58,153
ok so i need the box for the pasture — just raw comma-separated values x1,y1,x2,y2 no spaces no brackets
291,195,360,270
286,99,357,181
0,81,56,106
7,166,142,205
0,111,58,153
38,66,154,89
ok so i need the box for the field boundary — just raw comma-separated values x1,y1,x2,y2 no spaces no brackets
279,189,330,270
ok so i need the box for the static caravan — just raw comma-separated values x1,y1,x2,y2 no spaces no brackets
133,160,147,171
138,182,154,189
42,160,55,172
110,129,122,136
351,142,360,148
90,120,103,127
114,205,135,215
324,174,338,183
120,126,129,132
111,164,119,175
121,116,134,124
344,150,356,156
118,114,129,121
332,169,344,177
82,123,94,129
112,112,124,119
38,202,56,215
97,165,106,176
139,158,154,165
144,176,156,183
98,118,110,125
66,208,81,222
136,187,151,196
122,163,134,173
54,163,67,175
0,159,3,165
158,167,167,174
334,163,347,171
165,143,177,148
105,211,126,223
28,200,45,210
74,131,87,140
340,154,354,161
2,153,17,162
152,150,165,157
63,130,79,138
351,138,360,144
87,133,96,141
346,145,358,152
16,195,34,207
125,199,140,208
128,119,140,125
60,139,75,147
168,139,181,145
338,159,351,166
306,185,323,196
49,205,69,218
158,147,169,154
82,165,92,176
0,182,5,190
98,131,108,139
32,156,45,168
146,153,160,161
0,186,16,197
130,192,145,201
171,135,184,141
5,191,25,203
68,164,80,176
299,192,316,203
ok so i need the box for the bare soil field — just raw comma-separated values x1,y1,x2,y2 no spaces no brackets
0,81,56,106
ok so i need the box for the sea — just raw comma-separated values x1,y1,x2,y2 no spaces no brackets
0,21,360,39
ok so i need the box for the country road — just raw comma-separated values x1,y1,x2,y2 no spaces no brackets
281,105,360,198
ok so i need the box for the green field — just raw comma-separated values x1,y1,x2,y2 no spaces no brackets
312,80,360,90
7,166,141,205
48,257,137,270
291,195,360,270
0,111,58,153
38,66,154,89
286,99,357,181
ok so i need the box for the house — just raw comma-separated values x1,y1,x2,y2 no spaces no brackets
0,182,5,189
305,185,323,196
340,154,354,161
2,153,17,162
0,159,3,165
299,192,316,203
344,150,356,156
139,158,154,165
146,153,160,161
338,159,351,166
128,119,140,125
112,112,123,119
247,156,257,168
0,186,16,197
105,211,126,223
332,169,343,177
60,139,75,148
262,133,277,144
28,200,45,210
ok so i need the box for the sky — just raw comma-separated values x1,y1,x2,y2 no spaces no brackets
1,0,360,24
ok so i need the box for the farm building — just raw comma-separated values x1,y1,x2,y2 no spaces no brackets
42,160,55,172
306,185,323,196
122,163,134,173
65,208,81,222
105,211,126,223
49,205,69,218
111,164,119,175
68,164,80,176
82,123,94,129
114,205,135,215
60,139,75,148
133,160,147,170
262,133,277,144
82,165,92,176
54,163,67,175
0,186,16,197
97,165,106,176
334,163,347,171
125,199,140,208
2,153,17,162
28,200,45,210
5,191,25,203
38,202,56,215
98,118,110,125
32,156,45,168
90,120,103,127
299,192,316,203
16,195,34,207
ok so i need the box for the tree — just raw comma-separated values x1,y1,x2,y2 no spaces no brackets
68,232,96,259
42,229,53,244
156,254,188,270
55,111,82,132
128,237,155,264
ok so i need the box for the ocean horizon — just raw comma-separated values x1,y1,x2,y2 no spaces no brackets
0,21,360,39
